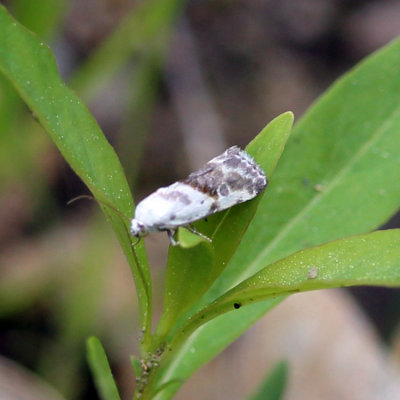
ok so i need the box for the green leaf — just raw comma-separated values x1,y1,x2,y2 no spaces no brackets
179,230,400,333
224,38,400,291
0,5,152,345
154,112,293,343
155,38,400,398
177,227,210,248
131,356,143,378
87,337,121,400
248,361,288,400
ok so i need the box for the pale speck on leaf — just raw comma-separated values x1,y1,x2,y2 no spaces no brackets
307,267,318,279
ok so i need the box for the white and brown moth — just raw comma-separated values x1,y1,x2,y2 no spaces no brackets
130,146,267,245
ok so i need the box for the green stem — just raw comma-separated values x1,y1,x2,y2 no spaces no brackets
130,241,153,356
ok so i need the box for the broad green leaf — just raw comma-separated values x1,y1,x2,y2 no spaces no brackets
87,337,121,400
154,113,293,343
248,361,288,400
0,6,152,343
155,38,400,398
177,230,400,336
222,38,400,292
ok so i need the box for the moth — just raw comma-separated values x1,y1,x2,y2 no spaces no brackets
130,146,267,245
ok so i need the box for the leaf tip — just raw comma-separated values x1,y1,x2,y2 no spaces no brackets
272,110,295,130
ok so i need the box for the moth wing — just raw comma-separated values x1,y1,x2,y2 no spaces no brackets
134,182,215,230
162,183,215,227
182,146,267,212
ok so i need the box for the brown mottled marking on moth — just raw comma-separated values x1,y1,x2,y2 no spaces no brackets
255,177,267,194
158,190,191,205
225,172,251,190
209,201,219,213
226,146,241,156
245,166,255,175
183,145,267,200
245,184,254,195
223,156,241,168
226,170,263,196
183,163,224,197
219,183,229,196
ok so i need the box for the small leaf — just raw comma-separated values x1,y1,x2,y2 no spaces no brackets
248,361,288,400
87,337,121,400
155,112,293,341
177,227,210,248
131,356,142,378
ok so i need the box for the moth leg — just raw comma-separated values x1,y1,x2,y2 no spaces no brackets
186,224,212,243
166,229,179,246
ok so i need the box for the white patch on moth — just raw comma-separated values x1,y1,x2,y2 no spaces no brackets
132,183,214,232
130,146,267,245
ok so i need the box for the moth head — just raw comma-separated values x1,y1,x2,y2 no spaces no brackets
130,219,147,238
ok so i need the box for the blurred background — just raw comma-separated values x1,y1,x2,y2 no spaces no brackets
1,0,400,399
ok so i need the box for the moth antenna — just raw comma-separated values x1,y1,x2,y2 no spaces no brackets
67,194,131,224
67,194,95,205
